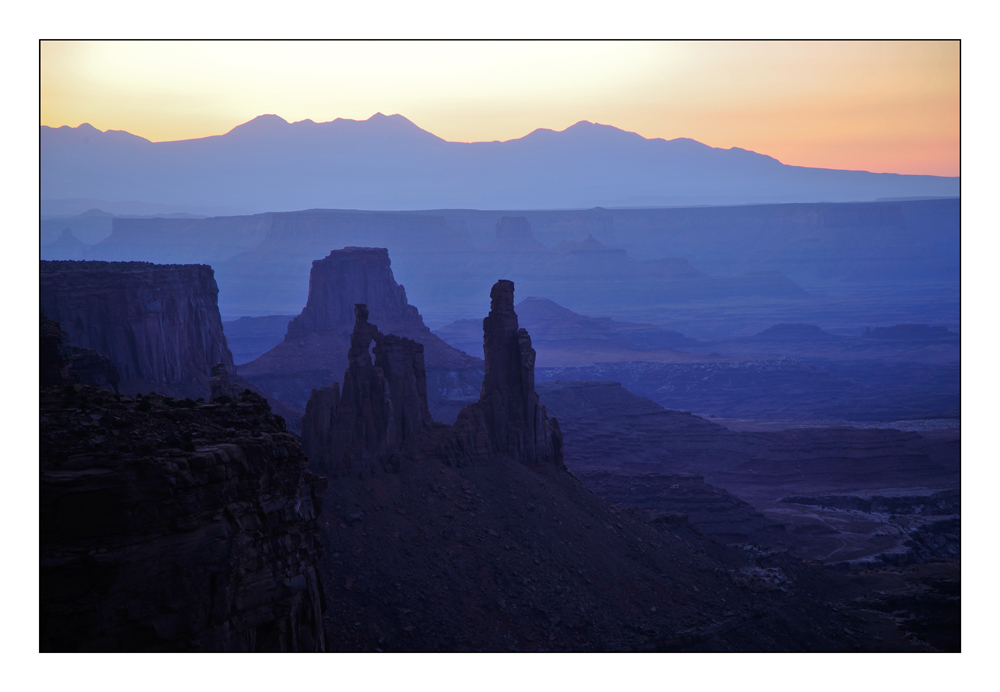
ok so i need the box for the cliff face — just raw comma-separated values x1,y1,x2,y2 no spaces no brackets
239,247,483,423
41,312,121,393
40,386,327,652
40,261,235,400
302,280,562,477
489,216,546,252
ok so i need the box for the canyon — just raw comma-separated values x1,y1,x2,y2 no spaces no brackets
298,280,915,651
38,244,960,651
536,380,959,567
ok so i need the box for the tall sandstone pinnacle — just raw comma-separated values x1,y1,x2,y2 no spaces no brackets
304,304,435,478
302,280,563,478
239,247,483,423
454,279,563,468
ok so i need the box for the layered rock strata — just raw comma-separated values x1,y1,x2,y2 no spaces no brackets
238,247,484,423
535,380,959,562
40,261,234,399
40,386,327,652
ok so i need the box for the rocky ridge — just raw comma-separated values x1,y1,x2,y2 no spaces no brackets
39,383,328,652
40,300,328,651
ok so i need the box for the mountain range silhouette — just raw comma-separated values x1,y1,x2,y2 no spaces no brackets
42,113,958,213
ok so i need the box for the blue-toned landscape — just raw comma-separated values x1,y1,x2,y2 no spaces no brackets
39,41,960,654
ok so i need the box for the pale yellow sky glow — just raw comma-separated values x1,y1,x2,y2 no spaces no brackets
41,40,959,176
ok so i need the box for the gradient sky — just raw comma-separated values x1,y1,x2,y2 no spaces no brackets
40,40,959,176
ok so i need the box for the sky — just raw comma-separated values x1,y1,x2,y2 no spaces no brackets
40,40,959,177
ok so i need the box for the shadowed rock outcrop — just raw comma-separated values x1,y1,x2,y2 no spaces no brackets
40,313,74,387
209,362,242,400
301,384,340,476
450,280,563,468
239,247,483,424
40,386,327,652
302,281,562,476
40,261,234,399
302,305,436,477
41,312,120,393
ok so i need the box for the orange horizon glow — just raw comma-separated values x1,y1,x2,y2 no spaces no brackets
41,41,959,177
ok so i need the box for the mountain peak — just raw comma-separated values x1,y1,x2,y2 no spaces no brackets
364,112,425,131
226,114,290,136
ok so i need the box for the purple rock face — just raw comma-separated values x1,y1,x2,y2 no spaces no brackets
286,249,420,337
40,312,74,387
302,282,563,478
40,261,234,399
489,216,546,252
304,304,435,478
40,311,121,393
239,247,483,422
40,387,327,652
457,280,563,469
301,383,340,476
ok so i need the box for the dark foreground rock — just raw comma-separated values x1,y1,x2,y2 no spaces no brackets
41,312,121,393
39,386,327,652
574,469,794,548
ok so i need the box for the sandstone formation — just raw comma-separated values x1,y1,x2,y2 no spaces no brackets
209,362,242,400
40,261,235,400
239,247,483,423
449,280,563,469
40,385,327,652
302,281,562,478
489,216,547,252
41,312,120,393
301,384,340,477
243,283,943,651
330,305,434,477
40,312,75,387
